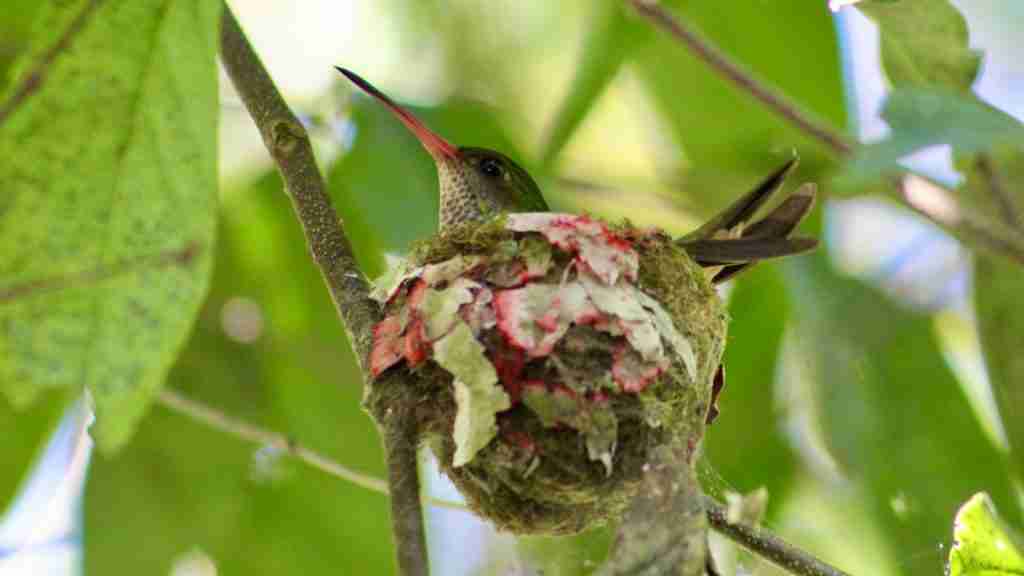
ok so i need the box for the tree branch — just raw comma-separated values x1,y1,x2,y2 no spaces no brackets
599,442,707,576
218,3,378,365
900,174,1024,266
626,0,1024,270
704,496,852,576
217,5,429,574
158,386,854,576
626,0,853,157
382,416,430,576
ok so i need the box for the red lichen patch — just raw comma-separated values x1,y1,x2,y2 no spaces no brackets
503,429,537,454
494,283,601,358
406,279,428,309
370,315,405,377
490,341,527,403
507,213,639,285
611,344,666,393
403,318,429,367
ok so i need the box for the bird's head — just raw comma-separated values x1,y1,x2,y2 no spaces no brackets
336,68,548,229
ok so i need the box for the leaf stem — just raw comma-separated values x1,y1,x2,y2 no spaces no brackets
626,0,853,157
703,496,853,576
217,5,430,574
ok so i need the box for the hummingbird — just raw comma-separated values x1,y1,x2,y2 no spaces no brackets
336,67,817,285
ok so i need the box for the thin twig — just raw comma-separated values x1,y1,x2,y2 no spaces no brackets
627,0,1024,270
155,388,466,512
157,389,388,493
217,5,430,574
627,0,853,157
704,496,853,576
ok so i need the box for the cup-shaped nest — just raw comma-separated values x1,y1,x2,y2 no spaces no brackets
367,213,727,534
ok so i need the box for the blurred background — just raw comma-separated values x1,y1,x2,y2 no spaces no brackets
1,0,1022,574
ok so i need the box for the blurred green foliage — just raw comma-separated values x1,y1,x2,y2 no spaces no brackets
1,0,1023,575
86,173,392,574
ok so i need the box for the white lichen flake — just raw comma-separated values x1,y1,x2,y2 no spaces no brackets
369,213,707,475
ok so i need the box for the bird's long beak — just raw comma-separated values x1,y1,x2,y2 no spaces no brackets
336,67,458,161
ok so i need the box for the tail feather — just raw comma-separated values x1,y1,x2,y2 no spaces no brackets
685,236,818,264
676,159,817,284
680,157,798,242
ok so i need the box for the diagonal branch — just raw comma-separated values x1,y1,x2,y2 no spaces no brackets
217,5,428,575
627,0,853,157
627,0,1024,270
704,496,853,576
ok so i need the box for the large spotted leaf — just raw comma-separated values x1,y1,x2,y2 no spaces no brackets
0,0,220,450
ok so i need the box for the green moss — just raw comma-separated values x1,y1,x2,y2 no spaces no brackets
366,214,727,534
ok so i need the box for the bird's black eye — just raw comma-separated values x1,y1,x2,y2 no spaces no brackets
479,157,503,179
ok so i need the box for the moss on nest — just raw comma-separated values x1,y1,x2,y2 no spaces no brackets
367,214,727,534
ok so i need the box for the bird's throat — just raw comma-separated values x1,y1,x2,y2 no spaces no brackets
437,158,495,231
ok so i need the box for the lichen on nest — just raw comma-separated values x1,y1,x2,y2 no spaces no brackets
366,213,727,534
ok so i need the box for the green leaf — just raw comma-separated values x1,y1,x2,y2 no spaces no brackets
86,173,392,575
969,150,1024,482
840,89,1024,185
785,254,1019,569
702,265,798,500
0,0,220,451
0,0,43,89
856,0,981,91
949,493,1024,576
0,390,73,516
433,321,509,467
538,1,647,167
632,0,846,203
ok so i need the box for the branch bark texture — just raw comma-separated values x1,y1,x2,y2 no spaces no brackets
219,5,378,365
599,442,707,576
218,6,428,575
